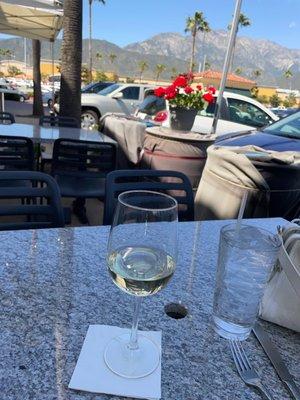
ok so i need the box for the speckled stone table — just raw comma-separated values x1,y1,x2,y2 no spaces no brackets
1,218,299,400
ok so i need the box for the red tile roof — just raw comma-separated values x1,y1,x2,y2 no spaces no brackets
194,70,255,84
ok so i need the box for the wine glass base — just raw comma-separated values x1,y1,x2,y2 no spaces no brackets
104,333,160,379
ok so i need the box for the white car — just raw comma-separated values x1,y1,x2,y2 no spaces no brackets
136,91,279,136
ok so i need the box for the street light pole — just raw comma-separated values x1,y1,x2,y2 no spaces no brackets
210,0,243,135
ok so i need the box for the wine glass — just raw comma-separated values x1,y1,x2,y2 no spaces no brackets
105,190,178,379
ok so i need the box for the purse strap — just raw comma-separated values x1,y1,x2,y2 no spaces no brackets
279,243,300,295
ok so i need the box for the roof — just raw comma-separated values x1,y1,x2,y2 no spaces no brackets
194,70,255,85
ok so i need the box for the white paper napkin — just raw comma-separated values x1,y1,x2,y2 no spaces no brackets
69,325,161,399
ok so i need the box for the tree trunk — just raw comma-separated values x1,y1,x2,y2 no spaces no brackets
88,0,93,82
60,0,82,126
190,33,196,72
32,39,43,117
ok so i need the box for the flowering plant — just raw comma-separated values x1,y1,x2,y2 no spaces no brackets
154,74,216,110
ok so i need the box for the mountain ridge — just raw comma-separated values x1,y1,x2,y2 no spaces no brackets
0,31,299,87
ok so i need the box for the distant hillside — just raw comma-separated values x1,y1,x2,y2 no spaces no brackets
0,32,300,87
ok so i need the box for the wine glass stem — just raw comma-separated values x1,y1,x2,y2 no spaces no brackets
128,297,142,350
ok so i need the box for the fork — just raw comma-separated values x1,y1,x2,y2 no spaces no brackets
230,340,274,400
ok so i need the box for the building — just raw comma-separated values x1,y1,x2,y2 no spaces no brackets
193,70,256,96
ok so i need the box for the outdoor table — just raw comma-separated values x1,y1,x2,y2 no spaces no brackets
1,218,299,399
0,123,117,145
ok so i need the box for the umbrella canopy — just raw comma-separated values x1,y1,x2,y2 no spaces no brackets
0,0,63,41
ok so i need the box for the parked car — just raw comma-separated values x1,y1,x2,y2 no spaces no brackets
45,82,114,109
81,81,114,94
0,84,29,102
216,110,300,151
270,107,298,119
136,91,279,135
79,83,155,129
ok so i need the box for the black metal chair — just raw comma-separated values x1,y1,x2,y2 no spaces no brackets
0,112,15,124
0,171,65,230
103,169,194,225
51,138,117,202
0,135,35,171
39,115,78,128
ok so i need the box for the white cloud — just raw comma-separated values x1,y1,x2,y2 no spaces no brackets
289,21,297,29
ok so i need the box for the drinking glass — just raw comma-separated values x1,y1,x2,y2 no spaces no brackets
212,224,281,340
105,190,178,378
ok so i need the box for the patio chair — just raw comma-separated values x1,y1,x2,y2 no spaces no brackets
103,169,194,225
0,171,65,230
0,112,15,124
39,115,78,128
51,139,117,223
39,115,79,172
0,135,35,171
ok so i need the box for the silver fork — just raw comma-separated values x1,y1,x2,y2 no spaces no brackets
230,340,274,400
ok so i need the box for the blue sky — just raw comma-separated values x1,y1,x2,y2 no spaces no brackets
82,0,300,49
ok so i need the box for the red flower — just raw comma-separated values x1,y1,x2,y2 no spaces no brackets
184,86,193,94
203,92,214,103
208,86,216,94
154,87,166,97
164,84,177,100
173,75,188,88
196,84,203,91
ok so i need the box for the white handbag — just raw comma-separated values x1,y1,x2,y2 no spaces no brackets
260,221,300,332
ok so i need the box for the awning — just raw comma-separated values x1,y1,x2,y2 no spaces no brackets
0,0,63,41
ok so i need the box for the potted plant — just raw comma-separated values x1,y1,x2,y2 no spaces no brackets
154,74,215,131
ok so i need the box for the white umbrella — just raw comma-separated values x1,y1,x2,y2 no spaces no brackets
0,1,63,41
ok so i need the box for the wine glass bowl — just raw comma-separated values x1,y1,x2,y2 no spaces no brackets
105,190,178,378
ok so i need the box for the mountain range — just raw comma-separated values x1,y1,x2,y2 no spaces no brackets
0,31,300,88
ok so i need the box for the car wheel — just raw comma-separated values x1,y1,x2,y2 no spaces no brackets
19,95,25,102
47,99,53,108
81,110,99,129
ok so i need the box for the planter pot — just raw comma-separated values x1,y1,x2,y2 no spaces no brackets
169,107,198,131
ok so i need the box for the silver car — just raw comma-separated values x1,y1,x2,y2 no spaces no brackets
80,83,154,129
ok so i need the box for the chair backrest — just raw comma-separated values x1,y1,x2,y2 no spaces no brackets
0,135,35,170
39,115,78,128
0,112,15,124
103,169,194,225
51,138,117,178
0,171,65,230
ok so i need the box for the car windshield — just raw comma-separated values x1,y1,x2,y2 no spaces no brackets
98,83,121,96
138,95,165,115
263,111,300,139
81,82,95,92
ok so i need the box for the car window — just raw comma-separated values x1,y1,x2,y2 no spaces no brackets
138,95,165,115
120,86,140,100
227,98,273,128
98,83,120,96
264,111,300,139
197,97,216,117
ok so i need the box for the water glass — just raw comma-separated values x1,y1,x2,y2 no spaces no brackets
212,224,281,340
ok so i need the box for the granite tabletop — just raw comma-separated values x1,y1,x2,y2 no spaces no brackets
0,123,117,144
0,218,299,400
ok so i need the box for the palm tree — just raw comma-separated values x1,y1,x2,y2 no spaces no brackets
185,11,210,73
32,40,43,117
88,0,105,82
155,64,166,83
253,69,261,80
60,0,82,125
109,53,117,72
96,52,103,70
170,67,178,79
228,13,251,71
138,60,148,82
235,67,243,75
284,69,293,90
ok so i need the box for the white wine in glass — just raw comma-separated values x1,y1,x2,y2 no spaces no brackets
105,190,178,378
